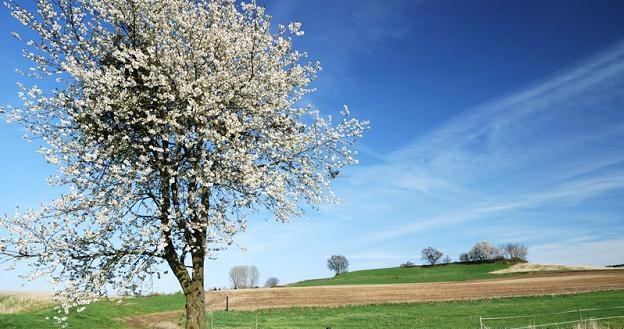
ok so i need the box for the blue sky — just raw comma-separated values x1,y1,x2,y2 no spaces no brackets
1,0,624,292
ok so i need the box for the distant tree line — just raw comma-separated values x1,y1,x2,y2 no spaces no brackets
229,242,529,289
459,242,528,263
399,241,528,267
319,243,528,281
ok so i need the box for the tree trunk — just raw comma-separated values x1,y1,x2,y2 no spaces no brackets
184,278,206,329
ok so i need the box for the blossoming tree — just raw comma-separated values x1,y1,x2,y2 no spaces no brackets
0,1,367,328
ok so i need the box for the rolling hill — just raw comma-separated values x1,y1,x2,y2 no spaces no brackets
291,261,515,287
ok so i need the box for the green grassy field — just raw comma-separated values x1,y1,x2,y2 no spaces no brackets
1,290,623,329
0,293,185,329
2,263,622,328
210,290,624,329
291,262,516,286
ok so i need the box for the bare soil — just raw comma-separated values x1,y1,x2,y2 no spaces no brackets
117,310,183,329
490,263,616,274
205,270,624,311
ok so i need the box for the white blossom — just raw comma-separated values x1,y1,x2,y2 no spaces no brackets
0,0,367,327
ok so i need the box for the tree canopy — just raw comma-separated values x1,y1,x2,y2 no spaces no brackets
327,255,349,275
0,1,367,327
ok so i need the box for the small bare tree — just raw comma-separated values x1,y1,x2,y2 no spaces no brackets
229,266,249,289
248,265,260,288
229,265,260,289
264,277,279,288
421,247,444,265
499,243,528,261
441,255,452,264
327,255,349,276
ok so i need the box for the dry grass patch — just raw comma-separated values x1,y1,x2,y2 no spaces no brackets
206,271,624,311
490,263,616,274
0,293,54,314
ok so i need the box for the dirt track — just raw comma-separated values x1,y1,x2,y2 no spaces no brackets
117,310,183,329
206,270,624,311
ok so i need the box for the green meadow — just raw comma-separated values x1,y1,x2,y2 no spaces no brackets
1,290,623,329
291,262,516,287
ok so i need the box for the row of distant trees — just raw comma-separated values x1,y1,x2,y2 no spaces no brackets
327,242,528,277
459,242,528,263
416,241,528,266
235,242,528,287
228,254,353,288
228,265,280,289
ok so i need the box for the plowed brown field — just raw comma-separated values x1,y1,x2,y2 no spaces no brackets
206,270,624,311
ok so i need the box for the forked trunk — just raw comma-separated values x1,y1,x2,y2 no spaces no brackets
184,279,206,329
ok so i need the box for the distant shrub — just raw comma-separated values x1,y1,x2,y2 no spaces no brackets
459,253,469,262
264,277,280,288
400,261,415,268
456,259,512,265
327,255,349,276
421,247,444,265
457,241,529,265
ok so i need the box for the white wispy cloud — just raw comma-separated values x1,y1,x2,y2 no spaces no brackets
173,39,624,287
323,40,624,246
530,238,624,266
